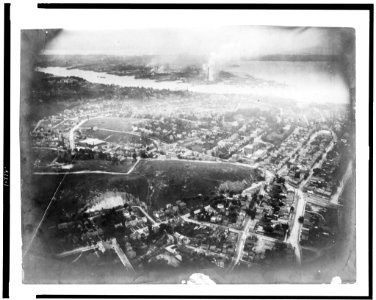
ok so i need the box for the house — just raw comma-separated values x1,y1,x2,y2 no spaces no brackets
178,202,187,210
210,216,222,223
217,203,225,212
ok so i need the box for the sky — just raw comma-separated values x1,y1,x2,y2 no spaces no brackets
43,26,351,58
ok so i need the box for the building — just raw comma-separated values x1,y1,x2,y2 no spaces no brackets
77,138,107,148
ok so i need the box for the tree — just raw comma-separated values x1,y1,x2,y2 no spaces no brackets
249,208,257,220
298,216,304,224
140,150,148,159
264,225,274,234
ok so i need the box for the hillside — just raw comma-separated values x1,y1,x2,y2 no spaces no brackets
133,159,264,208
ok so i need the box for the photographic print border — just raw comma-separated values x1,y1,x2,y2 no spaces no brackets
3,2,373,299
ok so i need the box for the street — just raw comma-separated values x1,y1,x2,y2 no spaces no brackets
286,189,306,264
228,217,255,271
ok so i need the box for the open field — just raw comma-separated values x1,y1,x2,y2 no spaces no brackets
81,128,145,145
133,159,263,208
82,117,145,132
67,159,136,172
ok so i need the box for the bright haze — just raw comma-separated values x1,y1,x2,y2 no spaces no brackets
43,26,354,104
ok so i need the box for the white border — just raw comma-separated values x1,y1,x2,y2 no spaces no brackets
8,2,370,299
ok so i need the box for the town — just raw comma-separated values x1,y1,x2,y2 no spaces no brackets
28,78,354,275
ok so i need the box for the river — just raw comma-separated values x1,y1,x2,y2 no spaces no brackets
37,62,349,104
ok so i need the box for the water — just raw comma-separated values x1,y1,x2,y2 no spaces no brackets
37,61,349,104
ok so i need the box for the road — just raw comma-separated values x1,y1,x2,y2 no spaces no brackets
33,119,44,132
229,217,255,271
132,205,157,225
111,238,136,273
69,119,87,149
126,157,141,174
286,189,306,264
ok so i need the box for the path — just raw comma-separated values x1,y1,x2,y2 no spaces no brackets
56,244,99,258
34,170,134,176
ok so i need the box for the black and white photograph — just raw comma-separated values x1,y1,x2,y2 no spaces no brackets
3,3,372,298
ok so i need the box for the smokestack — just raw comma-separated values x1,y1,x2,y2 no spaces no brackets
208,65,214,82
203,62,215,82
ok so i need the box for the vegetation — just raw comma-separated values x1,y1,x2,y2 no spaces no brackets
133,160,262,208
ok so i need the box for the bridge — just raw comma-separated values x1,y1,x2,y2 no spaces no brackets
110,238,136,274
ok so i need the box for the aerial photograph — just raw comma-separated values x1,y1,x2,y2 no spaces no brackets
20,26,355,284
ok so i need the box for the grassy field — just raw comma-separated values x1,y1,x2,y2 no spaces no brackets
69,159,136,172
82,117,145,132
133,159,262,208
82,128,145,145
